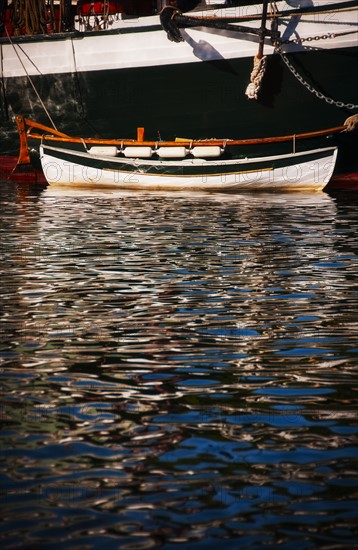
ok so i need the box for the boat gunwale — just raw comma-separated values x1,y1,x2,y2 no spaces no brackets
28,125,347,149
40,143,338,168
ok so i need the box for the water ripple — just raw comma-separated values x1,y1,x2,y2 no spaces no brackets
0,184,357,548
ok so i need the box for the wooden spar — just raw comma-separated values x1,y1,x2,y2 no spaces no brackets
23,117,70,138
15,115,32,166
15,115,69,164
258,0,269,59
13,115,69,178
11,115,39,181
22,118,347,148
177,2,358,24
174,125,347,145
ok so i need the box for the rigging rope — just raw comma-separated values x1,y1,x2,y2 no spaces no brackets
10,0,51,34
5,26,58,130
9,0,71,34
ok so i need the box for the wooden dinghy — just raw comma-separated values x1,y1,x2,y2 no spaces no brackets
39,143,338,191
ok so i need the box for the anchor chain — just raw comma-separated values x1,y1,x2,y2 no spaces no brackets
279,30,357,45
275,31,358,110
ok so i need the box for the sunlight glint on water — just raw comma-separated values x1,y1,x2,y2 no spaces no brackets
0,183,357,548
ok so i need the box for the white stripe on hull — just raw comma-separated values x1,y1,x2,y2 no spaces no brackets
1,1,356,78
40,146,338,191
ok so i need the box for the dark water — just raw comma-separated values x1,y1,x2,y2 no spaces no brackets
0,181,357,549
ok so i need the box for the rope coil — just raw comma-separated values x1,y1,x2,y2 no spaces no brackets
9,0,72,35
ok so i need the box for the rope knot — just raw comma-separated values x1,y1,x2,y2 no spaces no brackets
245,55,267,100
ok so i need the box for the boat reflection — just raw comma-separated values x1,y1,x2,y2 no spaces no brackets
1,182,357,547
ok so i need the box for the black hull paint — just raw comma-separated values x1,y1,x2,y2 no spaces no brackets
41,144,333,177
1,47,357,172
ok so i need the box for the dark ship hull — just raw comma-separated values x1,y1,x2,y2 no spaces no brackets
1,1,357,176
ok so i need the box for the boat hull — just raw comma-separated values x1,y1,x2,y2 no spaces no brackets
40,144,338,191
2,47,357,133
1,1,357,174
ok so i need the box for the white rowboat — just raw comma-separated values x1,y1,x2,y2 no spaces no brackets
40,144,338,191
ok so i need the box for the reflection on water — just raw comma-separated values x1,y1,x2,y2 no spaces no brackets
1,182,357,548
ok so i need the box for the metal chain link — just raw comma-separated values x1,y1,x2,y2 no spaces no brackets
280,30,357,45
275,32,358,110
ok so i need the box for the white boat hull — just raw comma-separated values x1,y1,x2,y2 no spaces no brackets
40,144,338,191
1,1,357,78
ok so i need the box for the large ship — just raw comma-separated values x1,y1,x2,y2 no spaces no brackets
1,1,357,176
